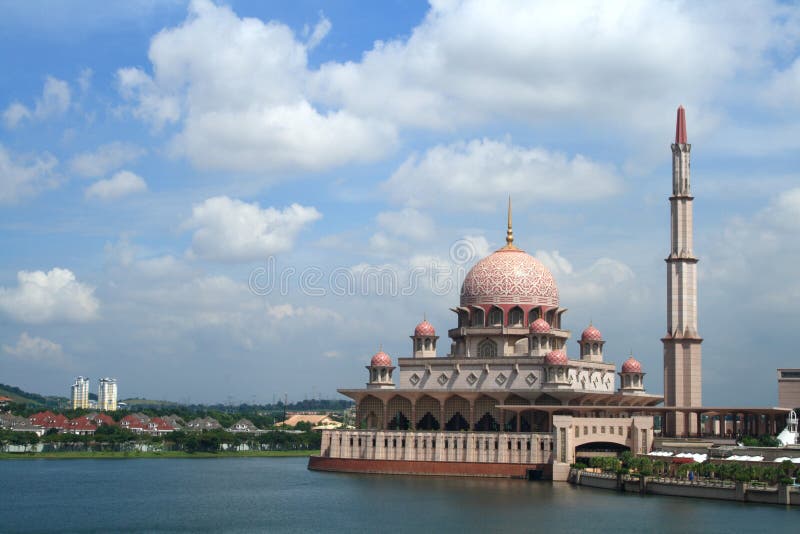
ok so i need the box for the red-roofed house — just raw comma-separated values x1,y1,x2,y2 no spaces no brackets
148,417,175,436
65,416,97,435
29,411,69,431
120,414,147,433
86,413,116,427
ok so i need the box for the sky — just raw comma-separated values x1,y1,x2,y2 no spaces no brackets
1,0,799,406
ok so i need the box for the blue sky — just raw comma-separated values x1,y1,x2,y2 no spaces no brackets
1,0,799,405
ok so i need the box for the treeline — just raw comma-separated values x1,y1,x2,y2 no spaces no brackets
576,451,799,485
0,426,321,453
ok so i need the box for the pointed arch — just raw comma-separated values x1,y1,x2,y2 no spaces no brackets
488,306,503,326
508,306,523,326
477,338,497,358
471,307,485,327
415,395,440,430
474,395,499,431
386,395,412,430
358,395,384,430
444,395,470,431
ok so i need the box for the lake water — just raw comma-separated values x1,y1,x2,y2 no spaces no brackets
0,457,797,533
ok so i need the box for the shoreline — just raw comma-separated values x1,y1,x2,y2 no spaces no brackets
571,469,800,506
0,450,319,460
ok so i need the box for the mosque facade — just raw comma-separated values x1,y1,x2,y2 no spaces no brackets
308,107,790,481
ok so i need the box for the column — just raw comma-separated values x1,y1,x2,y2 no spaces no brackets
469,399,475,431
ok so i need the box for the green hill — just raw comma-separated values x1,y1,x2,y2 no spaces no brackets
0,383,66,407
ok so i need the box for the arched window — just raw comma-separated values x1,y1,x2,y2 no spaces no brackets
488,307,503,326
478,339,497,358
624,375,631,387
458,311,469,327
416,339,422,351
531,337,539,349
592,343,598,354
509,307,523,326
528,308,541,323
424,338,431,350
472,308,485,327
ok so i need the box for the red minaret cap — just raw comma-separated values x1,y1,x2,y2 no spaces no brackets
675,105,687,144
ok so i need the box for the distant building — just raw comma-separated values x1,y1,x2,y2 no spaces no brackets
229,419,259,433
185,417,222,431
98,378,118,412
778,369,800,410
70,377,90,410
277,414,340,429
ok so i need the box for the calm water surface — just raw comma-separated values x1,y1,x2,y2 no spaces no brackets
0,457,797,533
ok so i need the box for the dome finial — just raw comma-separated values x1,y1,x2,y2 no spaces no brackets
502,196,518,250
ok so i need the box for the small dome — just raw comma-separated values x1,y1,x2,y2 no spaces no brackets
581,324,603,341
621,356,642,373
371,351,392,367
529,318,551,334
414,320,436,337
545,350,568,365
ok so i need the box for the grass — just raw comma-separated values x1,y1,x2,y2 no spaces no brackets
0,449,319,460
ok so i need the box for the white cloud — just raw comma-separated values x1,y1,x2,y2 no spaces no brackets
383,138,622,211
0,268,99,323
376,208,434,241
537,250,637,304
312,1,786,133
69,142,145,178
3,102,31,128
3,332,65,364
183,196,322,262
266,303,341,322
0,144,59,203
306,14,331,51
118,0,396,173
78,68,93,93
3,76,71,128
86,170,148,200
706,187,800,308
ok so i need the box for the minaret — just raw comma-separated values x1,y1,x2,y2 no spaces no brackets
662,105,703,437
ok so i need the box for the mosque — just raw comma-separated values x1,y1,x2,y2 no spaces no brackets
308,107,791,481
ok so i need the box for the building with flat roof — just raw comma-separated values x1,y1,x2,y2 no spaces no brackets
70,376,90,410
98,378,118,412
778,369,800,410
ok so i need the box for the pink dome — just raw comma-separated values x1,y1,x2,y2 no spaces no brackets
529,318,551,334
621,356,642,373
371,351,392,367
461,248,559,307
545,350,568,365
414,320,436,337
581,324,603,341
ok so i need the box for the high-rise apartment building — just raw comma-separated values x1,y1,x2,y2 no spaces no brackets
98,377,118,412
71,376,90,409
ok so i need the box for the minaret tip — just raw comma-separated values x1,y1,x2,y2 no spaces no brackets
675,105,687,144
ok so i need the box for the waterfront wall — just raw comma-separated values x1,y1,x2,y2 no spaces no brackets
320,430,554,464
575,471,800,505
308,456,551,479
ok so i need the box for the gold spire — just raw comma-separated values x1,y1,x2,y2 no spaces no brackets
501,196,518,250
